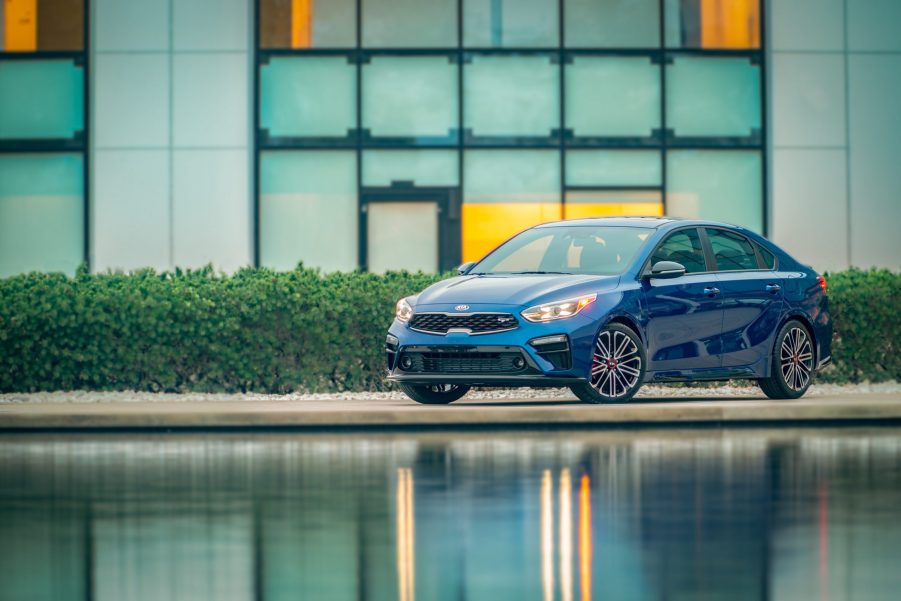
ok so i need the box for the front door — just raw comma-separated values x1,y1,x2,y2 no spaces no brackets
641,227,724,374
362,187,461,273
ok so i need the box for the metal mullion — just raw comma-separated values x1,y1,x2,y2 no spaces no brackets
558,0,566,216
356,0,364,270
253,0,261,266
0,50,85,60
659,0,667,216
759,0,769,236
457,0,464,236
82,0,91,270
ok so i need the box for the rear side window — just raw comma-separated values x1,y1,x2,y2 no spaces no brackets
706,228,758,271
649,228,707,273
758,244,776,269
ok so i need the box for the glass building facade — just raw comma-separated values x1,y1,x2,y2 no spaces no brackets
256,0,764,272
0,0,87,277
1,0,899,277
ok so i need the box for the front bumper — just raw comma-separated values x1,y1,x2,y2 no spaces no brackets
386,313,597,387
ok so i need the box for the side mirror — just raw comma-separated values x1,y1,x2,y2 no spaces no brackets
646,260,686,279
457,261,476,275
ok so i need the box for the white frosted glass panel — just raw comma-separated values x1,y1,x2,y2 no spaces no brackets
565,0,659,47
566,151,661,186
0,60,84,139
260,152,357,271
464,151,560,203
363,0,456,47
566,56,660,137
464,0,558,47
95,54,169,148
0,154,83,277
363,151,458,187
667,151,762,233
367,202,439,273
174,0,246,51
261,57,356,138
464,55,559,137
173,53,247,147
362,56,457,138
95,0,169,51
667,57,761,137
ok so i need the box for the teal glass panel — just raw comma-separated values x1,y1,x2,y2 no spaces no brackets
362,0,456,47
463,0,558,48
566,151,662,186
0,60,84,139
666,151,763,233
260,151,357,271
0,154,84,277
666,56,761,137
564,0,659,47
362,56,458,139
260,57,356,138
464,151,560,203
464,55,559,137
363,151,458,187
566,56,660,137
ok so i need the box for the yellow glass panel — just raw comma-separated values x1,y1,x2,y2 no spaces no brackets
462,203,562,263
4,0,37,51
563,202,663,220
291,0,312,48
700,0,759,49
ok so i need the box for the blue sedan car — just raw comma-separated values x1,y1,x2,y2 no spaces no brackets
386,217,832,405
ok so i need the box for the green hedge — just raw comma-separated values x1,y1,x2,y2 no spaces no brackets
0,267,897,393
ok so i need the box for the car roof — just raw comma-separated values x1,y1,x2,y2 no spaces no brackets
534,216,746,231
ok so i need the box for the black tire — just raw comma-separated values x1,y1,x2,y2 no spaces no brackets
759,319,815,400
570,323,646,404
399,383,471,405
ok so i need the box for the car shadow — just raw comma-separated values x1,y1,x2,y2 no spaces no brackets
460,396,765,407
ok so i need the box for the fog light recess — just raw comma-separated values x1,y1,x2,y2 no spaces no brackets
528,335,572,370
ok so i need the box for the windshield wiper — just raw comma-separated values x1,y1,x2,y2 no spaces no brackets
511,271,571,275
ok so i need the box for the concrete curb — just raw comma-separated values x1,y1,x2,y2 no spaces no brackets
1,393,900,430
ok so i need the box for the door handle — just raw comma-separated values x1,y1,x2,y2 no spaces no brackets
703,287,721,297
765,283,781,294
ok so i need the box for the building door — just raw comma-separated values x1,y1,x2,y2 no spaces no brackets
361,187,461,273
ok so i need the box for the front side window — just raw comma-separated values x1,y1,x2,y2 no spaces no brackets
706,228,758,271
648,228,707,273
472,226,653,276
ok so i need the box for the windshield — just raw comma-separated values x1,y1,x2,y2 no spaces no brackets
471,225,654,276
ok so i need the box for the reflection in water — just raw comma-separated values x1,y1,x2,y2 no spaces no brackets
1,429,901,600
396,468,414,601
580,474,592,601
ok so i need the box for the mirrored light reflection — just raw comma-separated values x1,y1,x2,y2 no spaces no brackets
541,468,593,601
541,469,555,601
396,468,415,601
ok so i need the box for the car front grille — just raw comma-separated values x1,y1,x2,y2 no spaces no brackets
410,312,519,335
400,351,527,374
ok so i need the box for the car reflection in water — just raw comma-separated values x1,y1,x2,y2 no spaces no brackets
1,430,900,600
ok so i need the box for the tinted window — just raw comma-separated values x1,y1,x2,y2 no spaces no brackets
758,244,776,269
649,228,707,273
473,226,654,275
707,228,758,271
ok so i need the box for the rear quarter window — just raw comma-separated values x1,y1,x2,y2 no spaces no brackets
757,245,777,269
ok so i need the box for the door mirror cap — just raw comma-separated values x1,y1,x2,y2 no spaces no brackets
457,261,477,275
646,260,687,279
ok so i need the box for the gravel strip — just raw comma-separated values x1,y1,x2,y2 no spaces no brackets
1,382,898,404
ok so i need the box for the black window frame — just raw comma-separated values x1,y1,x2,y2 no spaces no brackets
253,0,767,269
0,0,90,270
702,226,771,273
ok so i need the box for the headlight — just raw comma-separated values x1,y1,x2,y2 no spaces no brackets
521,293,597,323
395,297,414,322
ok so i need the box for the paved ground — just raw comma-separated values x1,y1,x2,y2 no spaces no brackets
1,386,899,430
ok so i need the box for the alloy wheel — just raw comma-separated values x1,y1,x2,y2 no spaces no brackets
780,327,813,391
591,329,642,399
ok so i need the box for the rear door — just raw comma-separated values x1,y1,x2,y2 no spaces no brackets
641,227,724,373
704,228,784,368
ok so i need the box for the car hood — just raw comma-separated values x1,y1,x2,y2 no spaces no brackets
413,274,621,307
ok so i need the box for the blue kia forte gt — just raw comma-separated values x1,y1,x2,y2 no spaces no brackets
386,217,832,405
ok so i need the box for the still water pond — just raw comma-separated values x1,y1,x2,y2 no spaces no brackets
1,428,900,601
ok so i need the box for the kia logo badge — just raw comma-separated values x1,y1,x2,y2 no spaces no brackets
455,305,470,311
